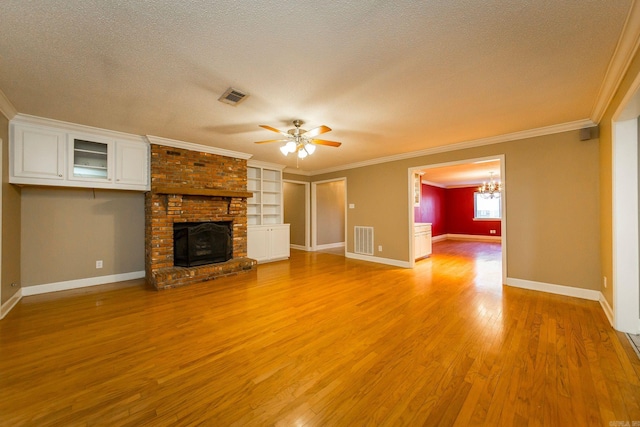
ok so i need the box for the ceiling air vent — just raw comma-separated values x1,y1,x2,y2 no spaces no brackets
218,87,249,106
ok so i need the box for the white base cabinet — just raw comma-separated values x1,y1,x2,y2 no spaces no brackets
247,224,290,263
414,223,432,260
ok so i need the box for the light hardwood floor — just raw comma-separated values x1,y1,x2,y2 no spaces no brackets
1,241,639,426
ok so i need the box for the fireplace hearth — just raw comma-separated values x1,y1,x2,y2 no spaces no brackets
174,222,232,267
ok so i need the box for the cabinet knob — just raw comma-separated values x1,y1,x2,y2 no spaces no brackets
58,174,62,177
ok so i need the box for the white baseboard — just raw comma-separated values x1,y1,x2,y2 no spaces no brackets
432,234,447,242
290,244,311,251
314,242,345,251
345,252,411,268
599,293,614,326
506,277,600,301
1,288,23,319
21,271,145,296
446,233,502,242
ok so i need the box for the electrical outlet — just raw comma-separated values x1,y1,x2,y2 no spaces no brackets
378,245,383,252
490,230,496,234
349,203,355,209
603,276,607,288
96,260,103,269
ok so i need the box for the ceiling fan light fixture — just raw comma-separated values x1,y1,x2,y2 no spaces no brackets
256,120,341,161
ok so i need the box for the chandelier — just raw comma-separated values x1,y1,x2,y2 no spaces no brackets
478,172,502,199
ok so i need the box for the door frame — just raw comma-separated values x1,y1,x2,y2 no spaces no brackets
311,177,347,251
283,179,311,251
408,154,507,285
611,72,640,334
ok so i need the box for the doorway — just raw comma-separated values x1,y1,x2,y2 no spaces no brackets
312,178,346,253
283,180,310,251
611,78,640,334
409,155,507,285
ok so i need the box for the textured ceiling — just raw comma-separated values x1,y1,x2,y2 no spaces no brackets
0,1,633,173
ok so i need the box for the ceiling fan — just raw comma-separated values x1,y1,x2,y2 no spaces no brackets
255,119,341,159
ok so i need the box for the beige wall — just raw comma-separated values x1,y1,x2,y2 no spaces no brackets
313,129,600,290
598,46,640,308
283,182,306,246
2,114,21,304
316,180,345,246
21,187,144,286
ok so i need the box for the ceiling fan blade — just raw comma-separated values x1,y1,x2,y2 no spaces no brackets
254,139,288,144
312,139,342,147
259,124,290,137
302,125,331,138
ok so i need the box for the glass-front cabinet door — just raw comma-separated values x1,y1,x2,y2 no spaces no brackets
68,135,113,182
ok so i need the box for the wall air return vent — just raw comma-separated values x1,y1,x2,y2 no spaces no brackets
354,226,374,256
218,87,249,106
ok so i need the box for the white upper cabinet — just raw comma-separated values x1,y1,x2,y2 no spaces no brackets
115,140,148,187
9,116,149,191
12,124,66,181
68,134,114,184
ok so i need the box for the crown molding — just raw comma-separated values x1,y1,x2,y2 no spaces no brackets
11,114,145,143
420,180,447,189
0,89,17,120
591,0,640,122
247,159,286,171
146,135,253,160
307,118,594,176
283,167,313,176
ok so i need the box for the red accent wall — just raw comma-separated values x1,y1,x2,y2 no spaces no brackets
415,184,446,236
414,184,501,237
445,187,501,236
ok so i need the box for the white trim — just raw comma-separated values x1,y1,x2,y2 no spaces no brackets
146,135,253,160
599,292,614,326
446,234,502,242
611,118,640,334
302,120,592,176
345,252,411,268
420,179,447,188
248,159,286,171
21,271,145,296
506,277,600,301
591,0,640,122
432,234,447,243
290,244,311,251
0,288,21,320
283,179,311,249
315,242,345,251
311,177,347,251
0,89,17,120
408,155,507,284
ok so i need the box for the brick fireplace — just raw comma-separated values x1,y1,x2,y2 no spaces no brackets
145,144,256,290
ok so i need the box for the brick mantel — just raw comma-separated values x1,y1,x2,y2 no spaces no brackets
145,144,256,290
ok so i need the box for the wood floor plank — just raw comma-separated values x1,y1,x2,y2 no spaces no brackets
1,241,639,426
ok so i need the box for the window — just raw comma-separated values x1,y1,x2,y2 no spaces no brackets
474,192,501,219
